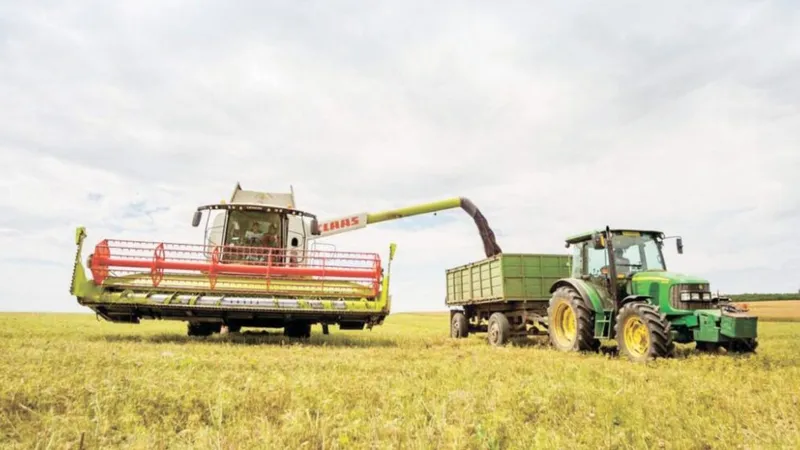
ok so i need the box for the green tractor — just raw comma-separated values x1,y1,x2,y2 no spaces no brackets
547,227,758,361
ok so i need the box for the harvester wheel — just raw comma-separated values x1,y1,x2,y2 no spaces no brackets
487,313,510,346
614,302,674,362
284,321,311,339
451,312,469,338
187,322,216,337
547,286,600,352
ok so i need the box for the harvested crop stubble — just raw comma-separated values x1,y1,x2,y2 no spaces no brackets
0,312,799,449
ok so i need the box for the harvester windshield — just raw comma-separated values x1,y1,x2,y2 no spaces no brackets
225,210,282,247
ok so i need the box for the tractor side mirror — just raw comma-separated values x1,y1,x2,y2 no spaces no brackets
309,218,321,236
389,243,397,261
676,237,684,254
191,210,202,227
592,232,606,250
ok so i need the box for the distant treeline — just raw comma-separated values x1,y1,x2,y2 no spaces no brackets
729,293,799,302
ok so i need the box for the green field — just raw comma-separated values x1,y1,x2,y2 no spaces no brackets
1,312,799,449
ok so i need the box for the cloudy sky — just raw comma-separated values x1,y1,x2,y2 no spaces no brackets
1,1,798,313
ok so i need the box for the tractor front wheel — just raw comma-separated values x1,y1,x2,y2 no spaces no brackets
614,302,674,362
451,312,469,338
547,286,599,352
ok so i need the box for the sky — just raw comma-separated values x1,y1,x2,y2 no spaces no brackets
1,1,798,313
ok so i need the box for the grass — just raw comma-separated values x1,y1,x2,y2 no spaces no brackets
1,312,799,449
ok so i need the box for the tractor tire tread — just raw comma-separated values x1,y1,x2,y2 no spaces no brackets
547,286,600,352
614,302,674,361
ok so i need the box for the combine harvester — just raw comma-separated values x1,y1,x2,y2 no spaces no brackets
70,183,501,337
445,227,759,361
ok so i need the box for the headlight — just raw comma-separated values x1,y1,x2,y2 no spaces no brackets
681,292,691,301
691,293,700,300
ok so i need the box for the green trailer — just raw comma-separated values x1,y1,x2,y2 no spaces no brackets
446,227,759,362
445,253,571,344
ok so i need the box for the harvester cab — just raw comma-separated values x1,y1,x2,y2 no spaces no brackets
548,227,758,361
191,183,321,263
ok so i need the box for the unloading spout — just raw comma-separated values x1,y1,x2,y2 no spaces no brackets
320,197,502,258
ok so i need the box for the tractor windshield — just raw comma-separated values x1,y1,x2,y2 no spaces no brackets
612,232,665,274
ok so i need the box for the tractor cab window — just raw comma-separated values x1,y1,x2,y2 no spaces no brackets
571,243,584,277
586,243,609,276
225,210,282,248
611,233,666,273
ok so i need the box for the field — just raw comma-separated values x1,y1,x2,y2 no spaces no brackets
2,307,800,449
736,300,800,321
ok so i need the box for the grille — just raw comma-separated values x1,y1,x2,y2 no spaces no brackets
669,283,714,310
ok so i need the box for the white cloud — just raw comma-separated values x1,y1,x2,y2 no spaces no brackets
1,1,798,313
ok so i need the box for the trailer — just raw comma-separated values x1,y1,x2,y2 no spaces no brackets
445,253,571,345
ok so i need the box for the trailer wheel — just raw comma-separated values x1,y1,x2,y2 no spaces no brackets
487,313,510,346
451,312,469,338
614,302,674,362
547,286,599,352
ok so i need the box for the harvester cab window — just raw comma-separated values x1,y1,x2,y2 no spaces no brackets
225,211,282,248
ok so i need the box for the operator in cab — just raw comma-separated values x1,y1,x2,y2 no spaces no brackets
614,247,631,276
245,221,280,248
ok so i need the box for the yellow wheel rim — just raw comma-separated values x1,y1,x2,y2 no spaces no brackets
552,302,577,347
623,316,650,357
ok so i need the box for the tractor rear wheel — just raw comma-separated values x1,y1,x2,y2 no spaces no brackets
614,302,674,362
451,312,469,338
487,313,510,346
547,286,600,352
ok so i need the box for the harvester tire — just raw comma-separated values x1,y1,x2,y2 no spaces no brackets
451,312,469,338
614,302,674,362
187,322,216,337
547,286,600,352
487,313,510,346
284,321,311,339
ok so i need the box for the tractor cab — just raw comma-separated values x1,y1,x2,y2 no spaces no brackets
565,228,699,311
566,229,681,279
